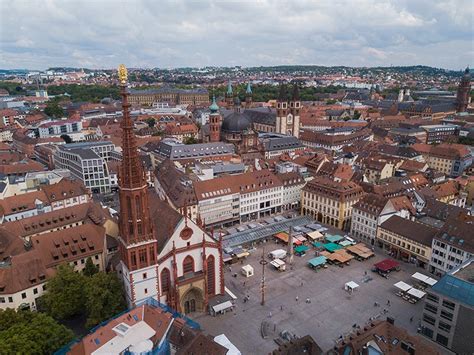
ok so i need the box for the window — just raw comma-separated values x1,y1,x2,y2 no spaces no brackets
440,310,453,321
144,288,148,294
424,303,438,314
161,268,170,293
442,300,455,311
207,255,216,295
183,255,194,274
427,293,439,303
436,333,449,346
143,273,147,279
21,293,26,299
438,321,451,332
423,313,436,325
0,297,5,303
95,255,99,260
33,288,38,295
8,297,12,303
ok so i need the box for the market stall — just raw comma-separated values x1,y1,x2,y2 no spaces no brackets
308,256,327,269
345,281,359,292
241,264,254,278
294,245,310,256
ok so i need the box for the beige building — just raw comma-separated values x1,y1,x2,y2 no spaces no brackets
129,87,209,107
377,216,436,269
301,176,364,231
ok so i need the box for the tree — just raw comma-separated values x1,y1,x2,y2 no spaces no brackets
43,264,86,320
83,257,99,277
44,102,64,119
0,309,74,354
326,99,337,105
60,134,73,144
146,117,156,127
84,272,126,328
183,136,198,145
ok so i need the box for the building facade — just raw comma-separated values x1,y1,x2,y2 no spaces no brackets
377,216,436,269
128,87,209,106
54,141,117,193
301,176,364,231
420,259,474,354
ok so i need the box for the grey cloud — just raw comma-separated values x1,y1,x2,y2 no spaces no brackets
0,0,472,70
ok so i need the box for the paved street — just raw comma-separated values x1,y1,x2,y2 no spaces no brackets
192,242,431,354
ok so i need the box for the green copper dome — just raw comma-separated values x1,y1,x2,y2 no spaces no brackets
209,95,219,113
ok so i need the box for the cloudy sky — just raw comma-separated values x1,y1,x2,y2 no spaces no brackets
1,0,472,70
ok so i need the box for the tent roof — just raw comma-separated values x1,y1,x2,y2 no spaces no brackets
345,281,359,289
412,272,428,282
339,240,352,247
374,258,399,272
394,281,412,292
407,288,426,299
306,230,323,240
212,301,234,313
295,245,309,253
326,234,344,243
241,264,254,272
313,241,324,248
324,242,343,252
308,256,327,267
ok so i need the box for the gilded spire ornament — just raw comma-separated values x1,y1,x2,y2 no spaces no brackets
118,64,128,85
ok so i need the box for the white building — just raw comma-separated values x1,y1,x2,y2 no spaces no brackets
351,194,414,245
193,169,305,226
429,219,473,277
54,141,118,193
35,119,83,138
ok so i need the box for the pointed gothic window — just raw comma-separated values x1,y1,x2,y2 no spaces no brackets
161,268,170,293
183,255,194,274
207,255,215,295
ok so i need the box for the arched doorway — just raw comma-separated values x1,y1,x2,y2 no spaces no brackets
181,287,204,314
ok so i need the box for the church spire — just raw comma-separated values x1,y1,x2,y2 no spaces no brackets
117,64,155,251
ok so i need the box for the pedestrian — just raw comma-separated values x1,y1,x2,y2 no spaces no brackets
364,271,367,276
410,316,413,323
306,298,310,303
296,296,299,302
387,300,390,306
243,281,246,287
280,305,283,311
301,281,304,287
269,312,272,318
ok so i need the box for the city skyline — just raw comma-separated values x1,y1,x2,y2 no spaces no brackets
1,0,473,71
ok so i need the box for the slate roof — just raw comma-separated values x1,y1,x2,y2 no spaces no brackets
379,216,437,246
262,136,303,152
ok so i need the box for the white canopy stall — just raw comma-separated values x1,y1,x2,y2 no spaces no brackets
394,281,412,292
424,277,438,286
241,264,254,278
407,288,426,299
412,272,429,282
345,281,359,292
